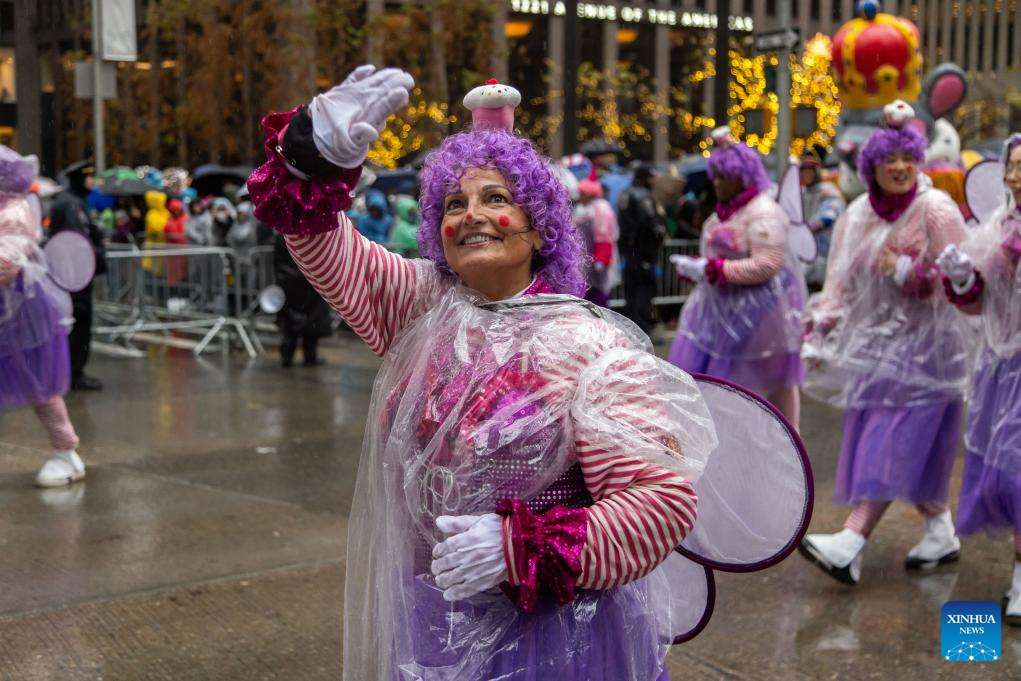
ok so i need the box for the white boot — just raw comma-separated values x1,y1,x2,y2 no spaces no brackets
35,449,86,488
905,510,961,569
799,529,867,585
1006,561,1021,627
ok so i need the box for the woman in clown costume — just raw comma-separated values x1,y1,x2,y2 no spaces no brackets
936,134,1021,626
667,127,806,428
248,66,811,680
799,101,971,585
0,146,86,487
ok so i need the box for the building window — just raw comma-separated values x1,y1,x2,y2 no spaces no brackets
811,0,821,20
0,48,14,103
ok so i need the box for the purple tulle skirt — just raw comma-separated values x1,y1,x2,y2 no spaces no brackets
956,452,1021,536
0,279,71,411
668,266,804,396
403,576,669,681
956,351,1021,536
834,399,963,505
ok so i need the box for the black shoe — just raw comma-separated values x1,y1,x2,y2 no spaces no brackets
302,357,325,366
71,374,103,391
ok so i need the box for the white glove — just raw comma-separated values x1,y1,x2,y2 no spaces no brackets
309,65,415,169
431,513,507,602
670,254,708,282
892,254,914,287
936,244,976,293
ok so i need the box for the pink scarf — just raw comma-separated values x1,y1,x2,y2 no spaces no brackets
868,182,918,223
715,187,760,222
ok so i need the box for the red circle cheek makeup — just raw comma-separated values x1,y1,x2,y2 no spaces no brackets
498,216,510,228
443,224,455,238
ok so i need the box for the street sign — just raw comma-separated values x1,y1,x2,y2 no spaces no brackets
754,27,801,53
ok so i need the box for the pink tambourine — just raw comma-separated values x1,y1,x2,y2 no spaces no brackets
43,231,95,292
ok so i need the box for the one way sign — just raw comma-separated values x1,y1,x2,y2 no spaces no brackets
754,27,801,53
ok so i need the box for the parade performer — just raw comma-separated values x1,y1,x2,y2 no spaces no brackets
799,101,971,585
667,127,806,427
0,146,86,487
936,134,1021,625
249,66,811,680
574,171,620,307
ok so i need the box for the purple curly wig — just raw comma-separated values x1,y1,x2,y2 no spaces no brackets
1001,133,1021,165
707,142,771,192
418,128,586,296
0,146,34,195
857,126,926,191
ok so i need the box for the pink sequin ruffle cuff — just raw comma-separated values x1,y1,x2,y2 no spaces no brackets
247,107,361,236
496,498,586,614
942,269,985,306
705,257,727,286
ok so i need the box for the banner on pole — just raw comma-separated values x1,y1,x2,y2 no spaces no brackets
102,0,137,61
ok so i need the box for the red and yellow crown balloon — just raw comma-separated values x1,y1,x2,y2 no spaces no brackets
831,0,922,110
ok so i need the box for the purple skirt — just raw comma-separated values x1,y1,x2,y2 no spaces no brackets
669,267,804,396
668,336,803,397
0,280,71,411
956,452,1021,536
834,400,963,505
956,351,1021,536
402,576,669,681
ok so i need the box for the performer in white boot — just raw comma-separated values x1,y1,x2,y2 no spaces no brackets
936,134,1021,625
0,146,86,487
799,102,969,585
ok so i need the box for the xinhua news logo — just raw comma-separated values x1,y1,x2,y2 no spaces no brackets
941,601,1000,661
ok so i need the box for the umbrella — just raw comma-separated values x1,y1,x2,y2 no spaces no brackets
192,163,253,181
673,155,710,195
101,166,140,181
191,164,253,196
579,139,623,157
100,176,152,197
372,168,419,196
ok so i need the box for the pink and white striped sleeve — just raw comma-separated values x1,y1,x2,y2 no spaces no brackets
573,423,698,589
285,213,430,357
500,345,701,594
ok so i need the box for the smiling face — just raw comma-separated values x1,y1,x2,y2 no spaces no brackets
1005,144,1021,206
874,150,918,195
439,167,543,300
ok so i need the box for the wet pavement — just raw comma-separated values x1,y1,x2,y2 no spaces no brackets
0,333,1017,680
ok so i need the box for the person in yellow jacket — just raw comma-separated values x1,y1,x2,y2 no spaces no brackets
142,190,170,273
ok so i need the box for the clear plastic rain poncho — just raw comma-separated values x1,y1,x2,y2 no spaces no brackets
959,204,1021,473
676,194,806,361
802,185,973,408
0,194,69,347
342,281,813,681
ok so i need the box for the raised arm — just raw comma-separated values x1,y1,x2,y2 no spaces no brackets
285,217,422,356
248,66,427,356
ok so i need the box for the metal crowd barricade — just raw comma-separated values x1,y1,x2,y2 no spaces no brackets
607,238,701,309
234,244,276,318
93,245,258,358
93,238,702,357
